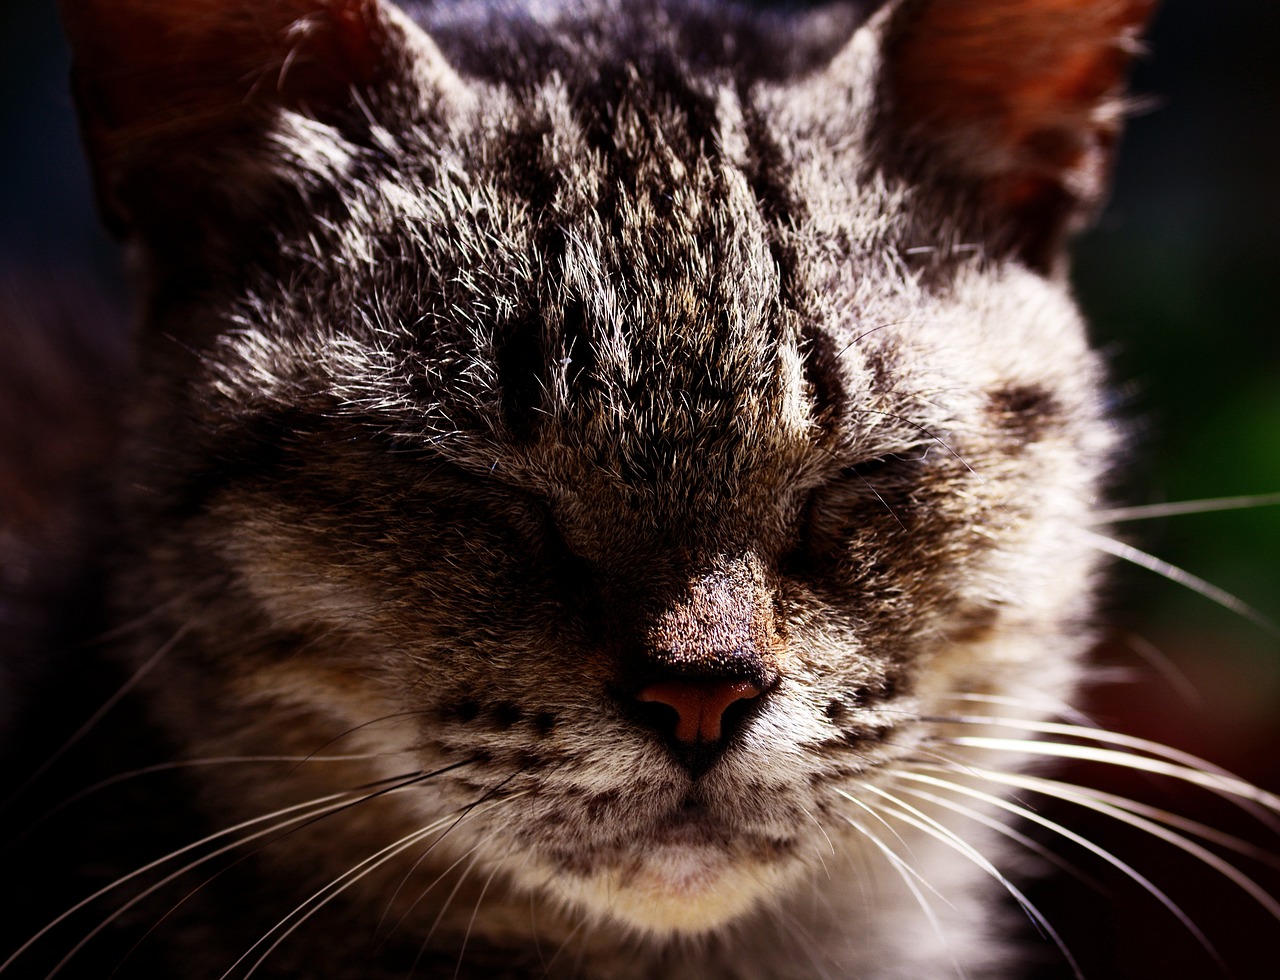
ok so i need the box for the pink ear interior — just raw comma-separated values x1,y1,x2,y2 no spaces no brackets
883,0,1157,242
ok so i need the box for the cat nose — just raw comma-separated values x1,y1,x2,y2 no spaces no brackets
632,673,771,777
636,678,763,745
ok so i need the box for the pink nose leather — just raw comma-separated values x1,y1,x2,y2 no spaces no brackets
636,679,762,743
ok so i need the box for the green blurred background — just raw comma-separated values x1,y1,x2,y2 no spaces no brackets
1077,0,1280,731
1,1,1277,977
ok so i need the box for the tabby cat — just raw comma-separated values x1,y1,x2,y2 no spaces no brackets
3,0,1275,978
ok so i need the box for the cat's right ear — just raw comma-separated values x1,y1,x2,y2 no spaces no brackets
871,0,1157,270
58,0,468,279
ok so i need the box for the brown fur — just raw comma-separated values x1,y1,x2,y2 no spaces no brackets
0,2,1185,977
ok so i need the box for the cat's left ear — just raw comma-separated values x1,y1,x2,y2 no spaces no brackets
874,0,1158,269
58,0,466,274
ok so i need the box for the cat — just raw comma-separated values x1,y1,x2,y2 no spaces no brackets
2,0,1276,978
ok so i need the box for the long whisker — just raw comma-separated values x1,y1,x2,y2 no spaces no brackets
1082,529,1280,637
236,774,526,978
1065,778,1277,869
1095,493,1280,523
88,584,218,645
891,771,1223,967
5,753,419,853
415,847,489,972
453,842,514,980
1,786,379,975
1114,631,1205,708
236,803,517,980
917,763,1280,923
838,812,962,978
933,691,1094,728
847,408,978,477
918,733,1280,866
282,710,436,778
1,621,193,811
1018,783,1280,870
394,838,492,967
928,711,1259,787
5,765,470,977
937,735,1280,812
796,802,835,879
765,902,840,980
834,788,926,875
895,779,1104,892
923,713,1280,833
856,784,1083,980
232,813,474,980
836,788,944,900
536,895,594,976
40,769,456,980
382,765,542,941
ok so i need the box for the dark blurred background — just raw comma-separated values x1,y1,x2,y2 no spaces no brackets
1,1,1278,977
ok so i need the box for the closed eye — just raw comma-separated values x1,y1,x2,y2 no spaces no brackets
839,447,930,488
783,449,931,577
841,455,896,483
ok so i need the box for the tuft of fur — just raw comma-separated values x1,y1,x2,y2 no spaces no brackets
2,2,1175,978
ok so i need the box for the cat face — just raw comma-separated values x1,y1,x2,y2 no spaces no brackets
58,0,1150,965
186,172,1103,936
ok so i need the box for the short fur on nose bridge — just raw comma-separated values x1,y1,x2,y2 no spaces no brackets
636,679,762,743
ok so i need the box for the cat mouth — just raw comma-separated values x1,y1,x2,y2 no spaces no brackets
646,796,754,844
631,799,796,881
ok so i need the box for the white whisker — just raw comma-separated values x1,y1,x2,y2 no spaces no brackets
537,897,593,976
896,778,1103,891
941,735,1280,812
14,753,419,845
1095,493,1280,523
891,771,1223,966
857,784,1082,980
45,786,426,979
917,742,1280,869
1115,632,1205,707
935,691,1097,729
839,812,963,979
391,767,540,947
3,774,420,976
454,842,513,980
400,840,494,975
234,791,524,979
926,713,1280,833
383,817,497,943
836,786,930,871
2,621,193,811
916,763,1280,923
797,801,836,879
1082,529,1280,637
1019,782,1280,870
233,819,461,979
415,848,489,970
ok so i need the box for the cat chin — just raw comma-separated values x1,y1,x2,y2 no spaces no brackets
542,844,791,936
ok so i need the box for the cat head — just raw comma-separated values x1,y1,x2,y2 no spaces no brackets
63,0,1152,944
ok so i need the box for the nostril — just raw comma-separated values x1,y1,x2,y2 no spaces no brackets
636,679,762,744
